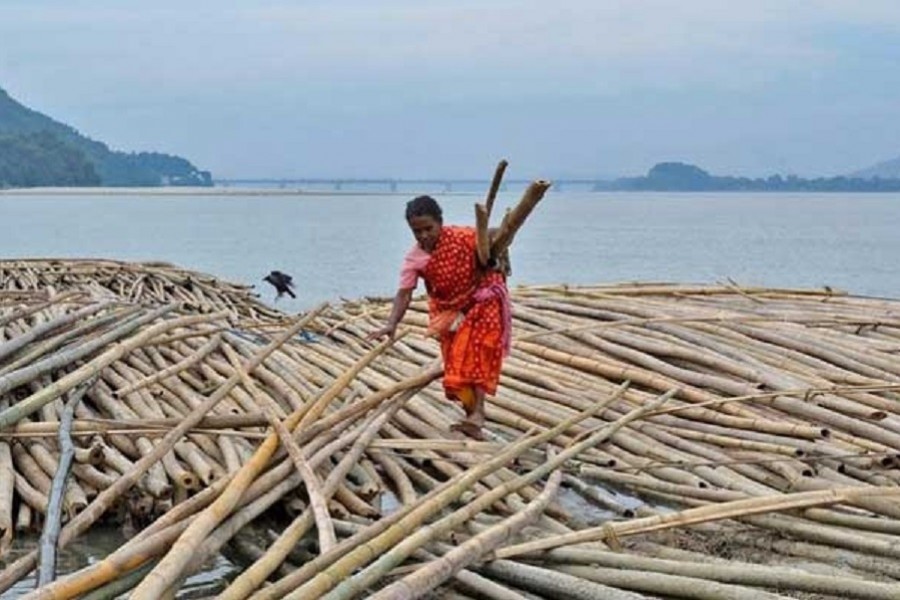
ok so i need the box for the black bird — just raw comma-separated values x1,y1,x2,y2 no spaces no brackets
263,270,296,299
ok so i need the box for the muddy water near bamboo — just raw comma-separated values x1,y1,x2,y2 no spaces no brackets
1,190,899,312
0,528,235,598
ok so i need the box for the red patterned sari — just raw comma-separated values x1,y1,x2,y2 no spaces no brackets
422,226,511,403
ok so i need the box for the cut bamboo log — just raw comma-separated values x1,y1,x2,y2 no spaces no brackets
474,159,508,267
489,180,552,256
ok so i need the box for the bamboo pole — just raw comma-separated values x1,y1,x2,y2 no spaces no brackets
36,379,92,586
541,547,900,600
489,180,552,256
371,468,562,600
0,396,12,555
114,333,222,397
0,290,84,323
558,564,790,600
0,414,272,438
477,560,649,600
495,485,900,560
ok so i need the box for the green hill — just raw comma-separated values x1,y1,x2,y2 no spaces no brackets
0,131,100,187
596,161,900,192
0,87,212,187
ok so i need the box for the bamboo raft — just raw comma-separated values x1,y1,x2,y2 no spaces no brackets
1,259,900,599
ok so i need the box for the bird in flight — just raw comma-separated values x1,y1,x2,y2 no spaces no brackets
263,270,296,299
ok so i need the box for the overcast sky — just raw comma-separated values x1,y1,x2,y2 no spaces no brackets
3,1,899,179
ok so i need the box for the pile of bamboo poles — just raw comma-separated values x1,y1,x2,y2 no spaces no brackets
2,260,900,599
0,258,282,321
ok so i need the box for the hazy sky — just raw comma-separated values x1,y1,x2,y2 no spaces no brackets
3,1,899,179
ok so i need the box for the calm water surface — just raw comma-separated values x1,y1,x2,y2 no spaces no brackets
2,190,898,310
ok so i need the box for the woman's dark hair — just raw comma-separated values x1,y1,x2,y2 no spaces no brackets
405,195,443,222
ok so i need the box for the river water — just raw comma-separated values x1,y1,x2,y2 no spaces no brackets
1,189,898,311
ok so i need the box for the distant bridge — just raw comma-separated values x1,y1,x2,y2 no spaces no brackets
214,178,604,193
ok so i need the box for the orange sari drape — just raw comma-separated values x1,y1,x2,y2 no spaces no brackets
423,226,508,399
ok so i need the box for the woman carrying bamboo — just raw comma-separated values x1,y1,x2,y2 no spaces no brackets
371,195,511,440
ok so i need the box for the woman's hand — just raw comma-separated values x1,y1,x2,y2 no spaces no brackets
367,323,397,340
368,288,413,341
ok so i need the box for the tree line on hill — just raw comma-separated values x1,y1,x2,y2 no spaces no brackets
0,131,100,187
0,87,212,188
594,162,900,192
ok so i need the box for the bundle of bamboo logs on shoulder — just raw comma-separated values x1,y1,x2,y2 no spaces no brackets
1,256,900,599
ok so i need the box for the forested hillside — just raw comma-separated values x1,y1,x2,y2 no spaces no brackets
0,131,100,186
0,88,212,187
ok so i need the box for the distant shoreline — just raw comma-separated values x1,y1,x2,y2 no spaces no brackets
5,185,900,197
0,187,437,197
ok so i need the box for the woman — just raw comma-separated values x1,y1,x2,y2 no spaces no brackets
371,195,511,439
